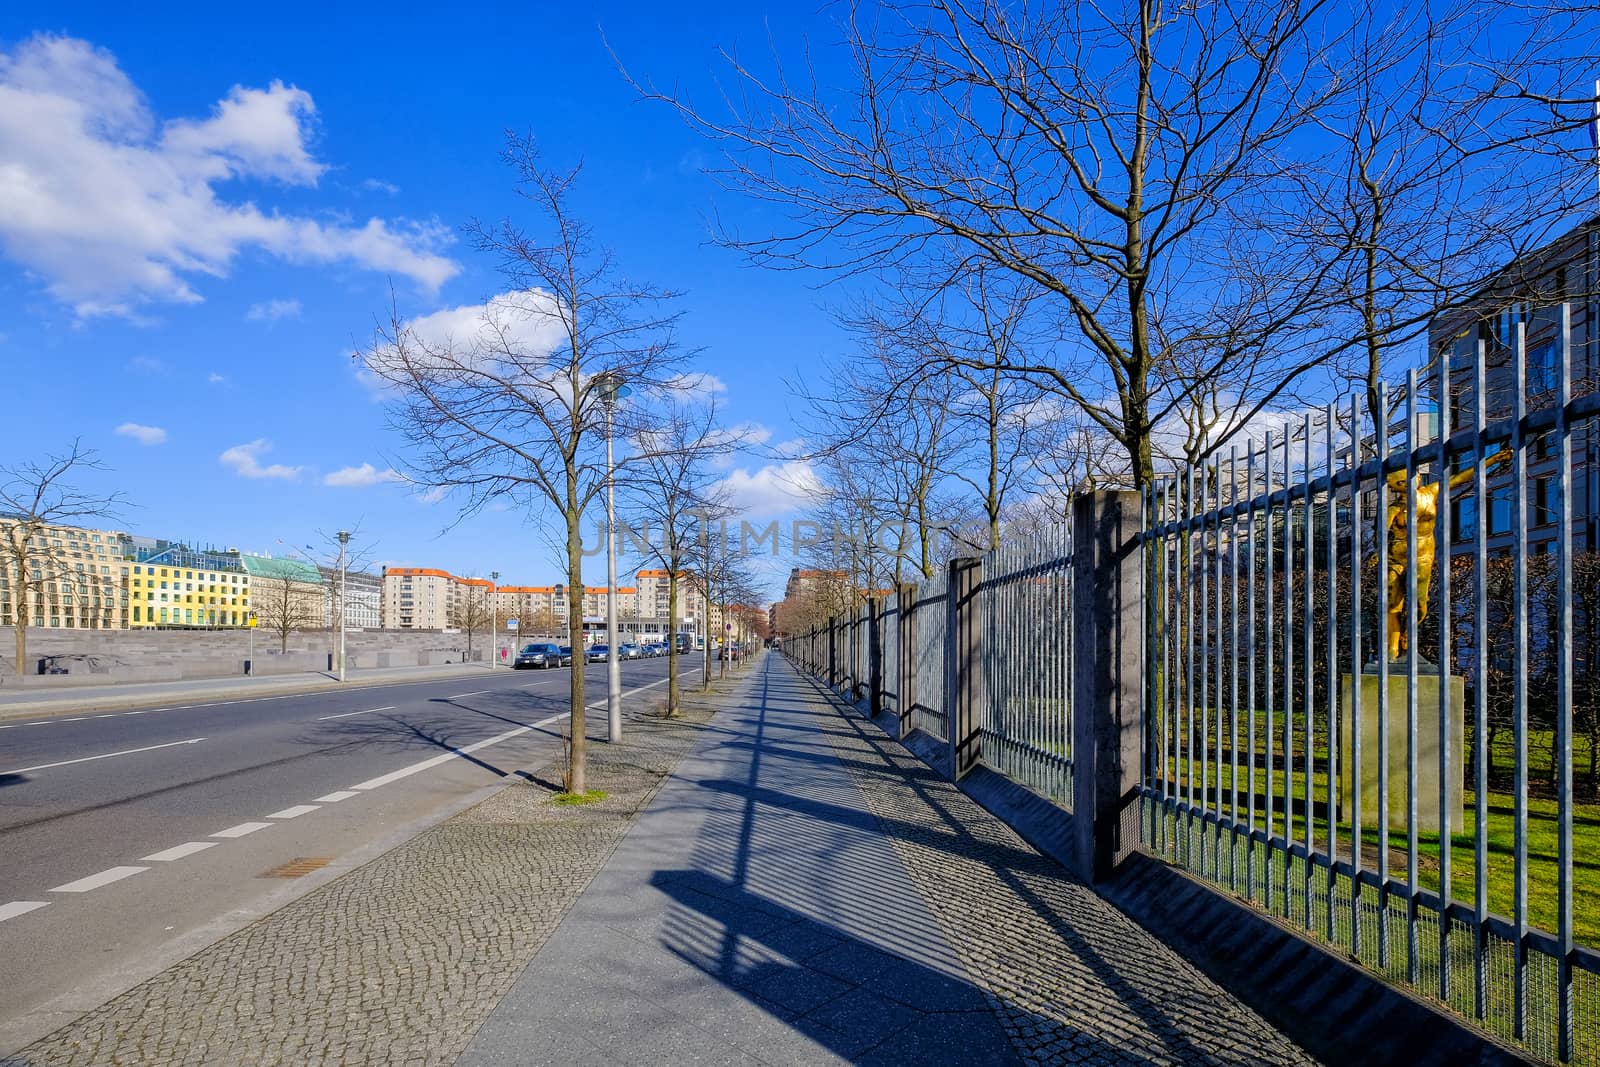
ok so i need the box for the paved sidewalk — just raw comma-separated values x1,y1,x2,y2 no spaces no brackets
9,654,1318,1066
462,656,1316,1066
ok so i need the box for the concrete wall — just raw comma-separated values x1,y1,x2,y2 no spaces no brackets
0,627,491,686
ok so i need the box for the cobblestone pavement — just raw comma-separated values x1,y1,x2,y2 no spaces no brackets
795,661,1319,1067
5,672,747,1067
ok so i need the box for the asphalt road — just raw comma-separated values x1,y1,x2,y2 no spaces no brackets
0,655,703,1055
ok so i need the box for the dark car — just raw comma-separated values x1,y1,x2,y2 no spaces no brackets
514,642,562,669
587,644,609,663
557,646,574,666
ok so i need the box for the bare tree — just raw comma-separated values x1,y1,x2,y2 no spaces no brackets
620,394,736,715
0,441,125,680
633,0,1597,487
359,134,688,794
252,572,322,654
449,583,494,661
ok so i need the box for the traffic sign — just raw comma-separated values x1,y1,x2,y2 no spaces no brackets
507,617,519,631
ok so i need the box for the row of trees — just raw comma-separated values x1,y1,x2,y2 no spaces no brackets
360,1,1598,789
618,0,1600,597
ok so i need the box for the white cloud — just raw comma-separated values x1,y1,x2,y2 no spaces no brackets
219,438,300,480
0,34,459,316
662,372,727,399
717,461,825,517
324,463,404,488
128,355,169,375
357,289,569,394
162,82,325,185
361,178,400,195
207,371,226,384
114,421,165,445
415,485,448,505
246,297,301,321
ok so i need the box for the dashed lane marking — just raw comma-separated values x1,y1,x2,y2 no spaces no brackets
142,841,218,862
315,705,396,721
2,737,206,776
314,790,359,803
267,804,320,820
212,821,273,839
447,690,491,699
0,901,48,922
50,866,148,893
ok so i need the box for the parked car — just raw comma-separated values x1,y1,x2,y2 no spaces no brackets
648,643,667,657
514,642,562,670
587,644,609,663
718,645,741,661
557,646,574,666
620,643,642,660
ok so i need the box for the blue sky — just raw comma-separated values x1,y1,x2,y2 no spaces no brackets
0,3,841,597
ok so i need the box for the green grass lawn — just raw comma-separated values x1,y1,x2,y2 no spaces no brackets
1151,711,1600,947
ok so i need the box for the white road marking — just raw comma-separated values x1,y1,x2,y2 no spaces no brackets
316,705,396,721
2,737,206,776
448,690,490,698
94,714,115,719
26,721,49,726
50,866,148,893
124,710,148,716
267,804,320,820
212,821,273,839
315,790,360,803
142,841,218,862
0,901,49,922
348,713,564,792
62,717,86,722
343,673,684,793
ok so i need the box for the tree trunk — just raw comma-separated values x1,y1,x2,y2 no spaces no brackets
13,577,26,682
667,564,680,716
565,503,587,794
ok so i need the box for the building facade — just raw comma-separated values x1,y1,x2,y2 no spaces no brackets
125,542,250,628
0,519,127,631
319,567,382,630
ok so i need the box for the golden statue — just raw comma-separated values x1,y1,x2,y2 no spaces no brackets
1384,448,1509,661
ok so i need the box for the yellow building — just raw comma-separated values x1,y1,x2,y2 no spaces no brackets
124,545,251,628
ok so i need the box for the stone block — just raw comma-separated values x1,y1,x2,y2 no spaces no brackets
1338,671,1464,833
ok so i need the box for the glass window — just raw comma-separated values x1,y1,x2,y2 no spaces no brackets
133,606,141,622
1489,483,1513,536
1529,340,1557,395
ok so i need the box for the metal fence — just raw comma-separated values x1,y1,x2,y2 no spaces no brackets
780,300,1600,1064
909,566,949,740
978,527,1075,809
1145,305,1599,1064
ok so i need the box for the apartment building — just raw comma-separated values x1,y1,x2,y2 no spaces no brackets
382,567,497,630
494,586,565,635
1431,215,1600,558
635,569,706,636
0,519,127,630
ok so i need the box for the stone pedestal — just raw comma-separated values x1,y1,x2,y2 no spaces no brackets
1338,670,1464,833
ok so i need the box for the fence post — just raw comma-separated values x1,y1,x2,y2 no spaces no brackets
867,596,883,717
898,582,916,737
828,615,838,690
1071,490,1146,882
946,555,984,779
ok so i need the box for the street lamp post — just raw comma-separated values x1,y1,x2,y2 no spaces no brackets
337,531,350,682
596,372,630,744
490,570,500,669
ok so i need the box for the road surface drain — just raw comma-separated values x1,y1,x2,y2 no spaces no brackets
258,857,332,878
